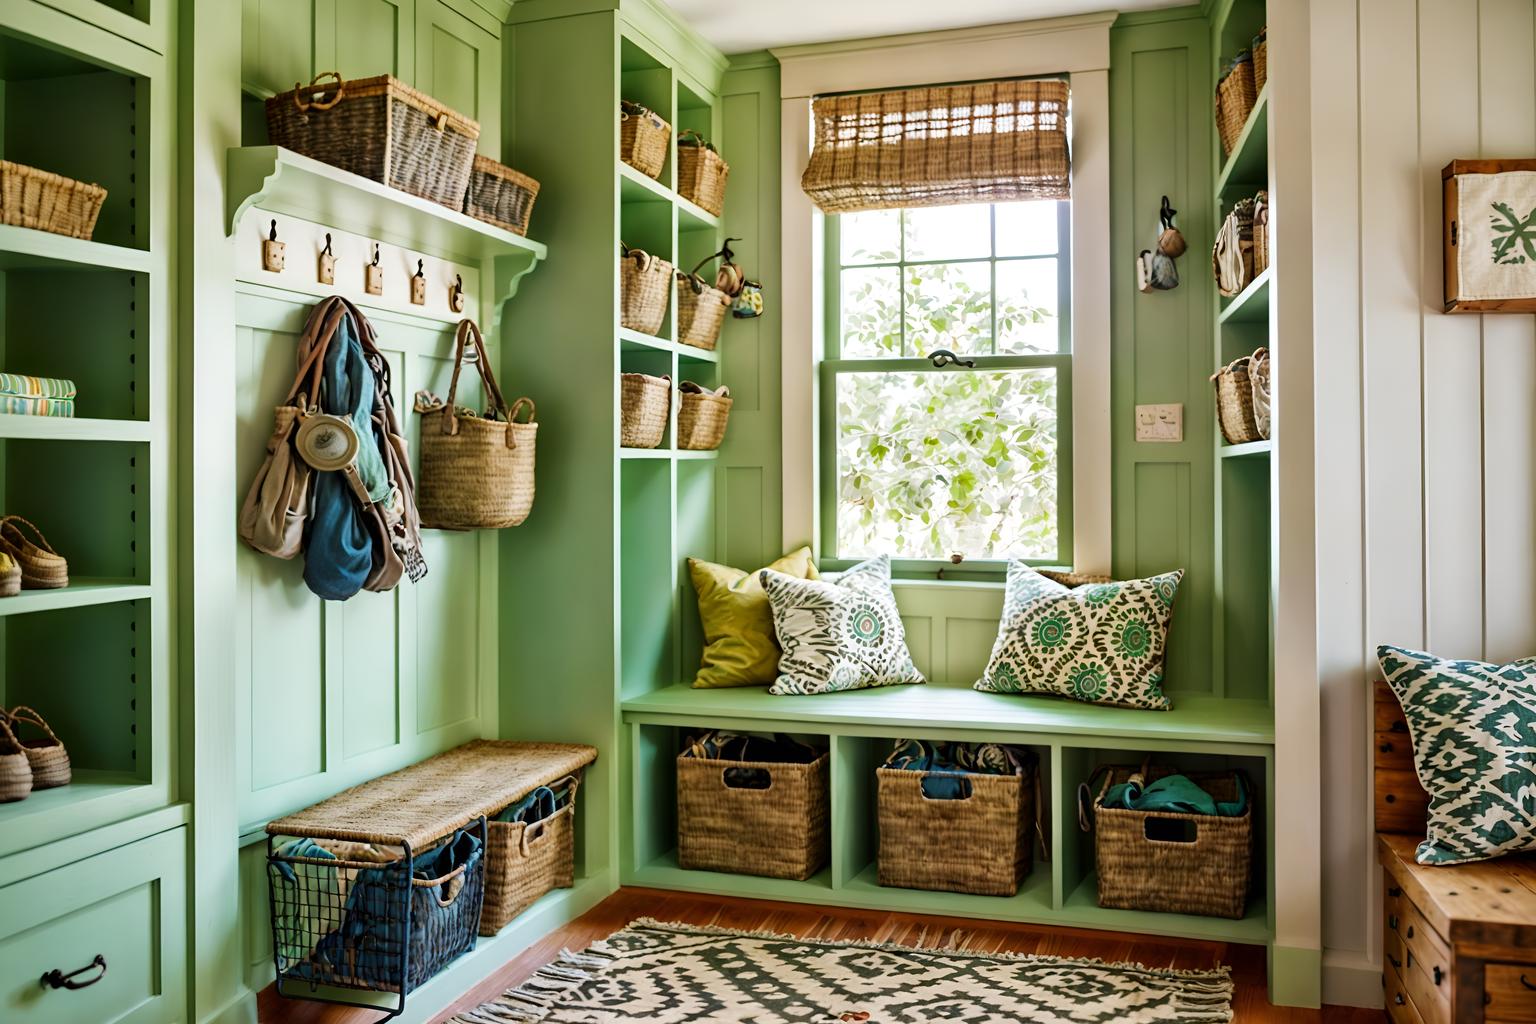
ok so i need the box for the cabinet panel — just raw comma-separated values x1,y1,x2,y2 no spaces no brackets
414,0,500,155
331,0,414,81
0,827,185,1024
243,0,317,96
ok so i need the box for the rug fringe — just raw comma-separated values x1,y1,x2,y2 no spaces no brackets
447,945,618,1024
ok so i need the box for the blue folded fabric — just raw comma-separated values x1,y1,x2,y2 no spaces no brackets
883,739,1027,799
1100,772,1248,817
494,785,568,823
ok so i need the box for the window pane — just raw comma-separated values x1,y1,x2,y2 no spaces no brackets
902,204,991,261
903,261,991,356
996,259,1060,354
840,209,900,264
835,369,1059,562
839,267,902,358
995,200,1059,257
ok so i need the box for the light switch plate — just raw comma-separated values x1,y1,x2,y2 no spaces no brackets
1136,403,1183,442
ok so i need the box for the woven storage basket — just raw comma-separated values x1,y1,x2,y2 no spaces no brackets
1216,54,1256,157
677,750,830,880
1093,763,1252,919
0,713,30,803
877,758,1035,897
4,706,69,789
480,773,580,935
464,155,540,236
677,131,729,216
620,246,672,336
266,72,480,209
0,161,106,240
620,101,670,179
417,320,537,530
1213,350,1265,445
676,272,732,351
677,382,731,451
1252,191,1269,276
0,516,67,589
620,373,670,449
1253,30,1268,93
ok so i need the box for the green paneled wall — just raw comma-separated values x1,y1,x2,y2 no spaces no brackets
1109,11,1217,695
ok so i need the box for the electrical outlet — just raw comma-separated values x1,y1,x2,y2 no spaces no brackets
1136,403,1183,442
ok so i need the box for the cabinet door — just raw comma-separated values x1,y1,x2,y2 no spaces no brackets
413,0,500,155
0,827,186,1024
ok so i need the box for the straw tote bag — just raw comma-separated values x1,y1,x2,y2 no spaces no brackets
416,319,537,530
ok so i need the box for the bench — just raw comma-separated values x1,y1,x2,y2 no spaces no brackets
1374,681,1536,1023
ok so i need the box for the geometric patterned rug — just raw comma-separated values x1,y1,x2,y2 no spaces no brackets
449,919,1233,1023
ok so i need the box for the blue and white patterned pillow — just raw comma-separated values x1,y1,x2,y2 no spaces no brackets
1377,645,1536,865
974,563,1182,710
760,555,925,695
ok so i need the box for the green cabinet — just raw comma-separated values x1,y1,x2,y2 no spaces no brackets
0,827,187,1024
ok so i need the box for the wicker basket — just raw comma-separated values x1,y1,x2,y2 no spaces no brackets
676,273,732,351
1213,349,1266,445
416,320,537,530
1093,763,1252,919
0,161,106,240
677,382,731,451
0,516,67,589
480,773,580,935
677,749,830,880
4,706,69,789
677,131,729,216
0,713,30,803
266,72,480,210
1252,191,1269,276
620,246,672,336
877,758,1035,896
620,101,670,180
1253,30,1268,94
464,155,540,236
1216,54,1256,157
620,373,670,449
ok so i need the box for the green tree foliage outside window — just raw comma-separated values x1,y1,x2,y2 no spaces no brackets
826,202,1070,567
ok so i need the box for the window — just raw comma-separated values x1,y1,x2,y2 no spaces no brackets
821,200,1072,573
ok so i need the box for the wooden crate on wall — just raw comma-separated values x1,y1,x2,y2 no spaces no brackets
1443,158,1536,312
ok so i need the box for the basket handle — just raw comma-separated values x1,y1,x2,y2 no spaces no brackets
6,706,59,745
293,71,345,112
621,242,650,272
0,711,21,754
0,516,59,556
413,861,470,908
442,319,519,448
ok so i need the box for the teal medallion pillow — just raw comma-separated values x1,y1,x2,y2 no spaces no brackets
761,554,925,695
974,563,1183,710
1377,645,1536,865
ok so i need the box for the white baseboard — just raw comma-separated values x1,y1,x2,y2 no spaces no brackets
1324,949,1384,1008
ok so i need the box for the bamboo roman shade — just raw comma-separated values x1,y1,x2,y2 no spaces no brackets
801,79,1070,214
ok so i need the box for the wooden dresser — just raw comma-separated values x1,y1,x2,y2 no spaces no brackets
1375,681,1536,1023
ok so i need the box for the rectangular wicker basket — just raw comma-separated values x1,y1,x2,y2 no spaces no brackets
677,133,728,217
676,274,732,351
464,155,540,236
479,773,580,935
877,761,1034,896
677,751,830,880
1216,55,1256,157
266,72,480,210
677,383,731,451
0,160,106,240
1093,765,1252,919
620,101,670,180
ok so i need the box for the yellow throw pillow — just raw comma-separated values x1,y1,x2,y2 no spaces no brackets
689,546,818,688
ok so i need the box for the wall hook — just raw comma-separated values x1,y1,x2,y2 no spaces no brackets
365,242,383,295
261,218,286,272
449,274,465,313
317,232,337,285
410,259,427,305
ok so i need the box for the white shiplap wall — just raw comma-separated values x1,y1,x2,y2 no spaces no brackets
1311,0,1536,1005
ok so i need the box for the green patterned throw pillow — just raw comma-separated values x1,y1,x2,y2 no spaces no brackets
1376,646,1536,865
761,554,925,695
974,563,1182,710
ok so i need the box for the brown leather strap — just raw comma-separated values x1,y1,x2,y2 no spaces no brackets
442,319,518,448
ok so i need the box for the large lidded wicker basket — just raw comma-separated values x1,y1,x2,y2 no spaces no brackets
267,72,480,210
677,747,830,881
0,161,107,240
1093,763,1252,919
464,155,540,236
877,756,1036,897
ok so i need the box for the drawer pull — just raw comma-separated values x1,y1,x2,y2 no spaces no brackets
40,954,106,991
1406,925,1415,940
1394,993,1405,1006
1388,954,1402,969
1389,914,1399,930
1387,886,1402,897
1433,965,1443,986
1521,973,1535,991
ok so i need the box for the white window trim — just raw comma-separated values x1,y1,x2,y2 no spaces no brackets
772,13,1114,574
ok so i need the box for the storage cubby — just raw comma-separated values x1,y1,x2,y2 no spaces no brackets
619,459,672,700
620,38,674,189
1218,458,1271,700
674,457,716,675
4,439,148,581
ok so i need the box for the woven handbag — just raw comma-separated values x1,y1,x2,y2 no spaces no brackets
416,320,537,530
0,516,67,589
4,706,69,789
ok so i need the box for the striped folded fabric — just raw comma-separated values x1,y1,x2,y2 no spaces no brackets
0,396,74,417
0,373,77,400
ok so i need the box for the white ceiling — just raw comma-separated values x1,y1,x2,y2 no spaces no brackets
662,1,1186,55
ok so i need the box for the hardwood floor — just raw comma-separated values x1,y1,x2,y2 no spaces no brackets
258,887,1386,1023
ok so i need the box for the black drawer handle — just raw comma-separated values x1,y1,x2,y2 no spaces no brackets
1521,973,1535,991
41,954,106,991
1406,925,1415,939
1394,993,1405,1006
1388,914,1399,930
1388,954,1402,969
1434,965,1443,986
1387,886,1402,897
